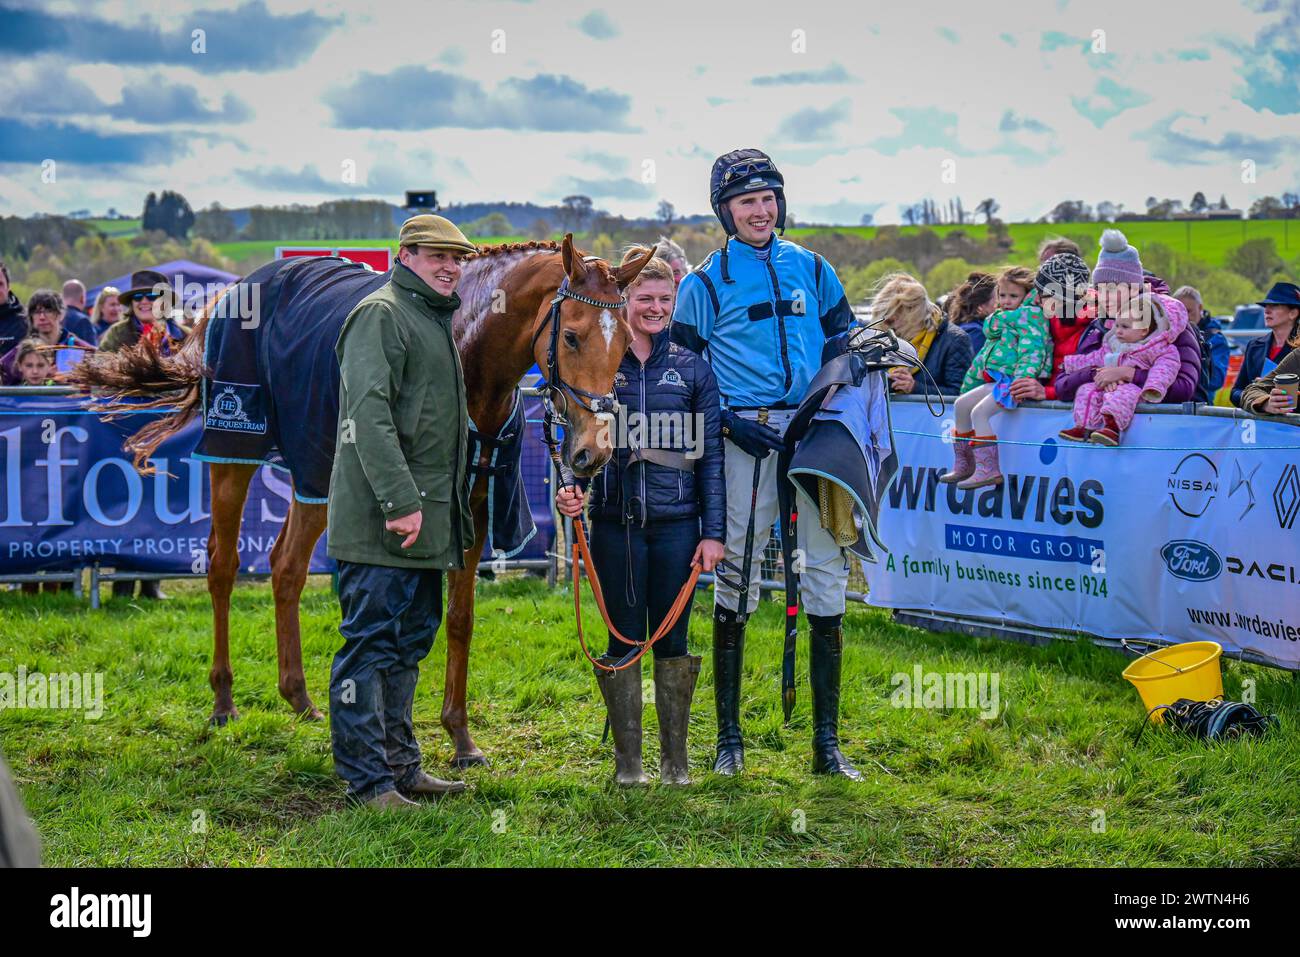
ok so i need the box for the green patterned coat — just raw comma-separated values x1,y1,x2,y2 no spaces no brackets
960,291,1053,394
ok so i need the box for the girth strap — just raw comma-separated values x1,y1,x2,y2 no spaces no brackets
628,446,696,472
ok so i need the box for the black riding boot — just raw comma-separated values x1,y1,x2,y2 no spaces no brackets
712,607,745,775
808,614,862,780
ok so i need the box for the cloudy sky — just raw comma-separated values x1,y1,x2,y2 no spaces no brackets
2,0,1298,225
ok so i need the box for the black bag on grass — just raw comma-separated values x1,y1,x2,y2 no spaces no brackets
1134,697,1277,744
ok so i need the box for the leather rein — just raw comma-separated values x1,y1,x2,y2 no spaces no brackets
533,274,702,673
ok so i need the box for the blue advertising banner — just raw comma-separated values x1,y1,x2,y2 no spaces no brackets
0,394,555,575
864,400,1300,671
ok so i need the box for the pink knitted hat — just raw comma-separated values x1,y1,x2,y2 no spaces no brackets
1092,228,1144,286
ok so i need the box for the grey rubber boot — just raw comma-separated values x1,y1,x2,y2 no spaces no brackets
594,658,650,786
654,654,701,785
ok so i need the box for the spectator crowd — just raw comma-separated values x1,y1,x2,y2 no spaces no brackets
0,263,190,387
864,228,1298,485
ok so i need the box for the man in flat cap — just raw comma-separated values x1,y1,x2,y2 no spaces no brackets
326,215,478,810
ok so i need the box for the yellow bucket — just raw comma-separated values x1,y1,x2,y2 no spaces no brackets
1122,641,1223,722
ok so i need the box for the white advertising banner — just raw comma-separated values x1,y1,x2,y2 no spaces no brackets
863,399,1300,671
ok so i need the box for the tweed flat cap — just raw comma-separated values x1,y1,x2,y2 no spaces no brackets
398,215,477,255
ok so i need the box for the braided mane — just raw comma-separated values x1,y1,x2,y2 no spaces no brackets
467,239,564,259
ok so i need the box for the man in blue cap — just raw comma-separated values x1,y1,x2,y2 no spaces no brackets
1232,281,1299,409
671,148,865,779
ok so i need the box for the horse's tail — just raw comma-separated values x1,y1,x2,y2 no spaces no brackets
69,309,213,474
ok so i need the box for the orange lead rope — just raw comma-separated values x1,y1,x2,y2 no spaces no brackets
569,515,702,671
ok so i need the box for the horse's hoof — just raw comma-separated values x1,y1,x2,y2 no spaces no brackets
294,704,324,721
450,753,489,769
210,710,239,727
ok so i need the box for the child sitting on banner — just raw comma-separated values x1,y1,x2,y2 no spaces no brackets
1031,252,1096,400
941,265,1051,489
14,339,55,386
1058,292,1186,446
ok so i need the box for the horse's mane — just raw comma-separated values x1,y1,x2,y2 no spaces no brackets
466,240,563,259
454,242,563,341
453,239,633,354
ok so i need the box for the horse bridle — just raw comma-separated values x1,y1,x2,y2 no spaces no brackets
533,272,701,674
532,274,626,486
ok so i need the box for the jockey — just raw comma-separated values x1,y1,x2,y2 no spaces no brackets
670,148,864,779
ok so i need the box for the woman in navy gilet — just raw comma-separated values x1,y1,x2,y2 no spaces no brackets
556,249,725,787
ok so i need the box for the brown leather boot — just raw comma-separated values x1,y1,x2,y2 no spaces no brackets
398,770,468,798
364,789,420,811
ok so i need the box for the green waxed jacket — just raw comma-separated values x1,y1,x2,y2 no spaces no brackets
326,263,472,570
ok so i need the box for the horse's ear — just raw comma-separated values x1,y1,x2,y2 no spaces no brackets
614,244,655,289
561,233,587,283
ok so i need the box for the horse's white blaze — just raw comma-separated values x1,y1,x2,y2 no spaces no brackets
599,309,615,351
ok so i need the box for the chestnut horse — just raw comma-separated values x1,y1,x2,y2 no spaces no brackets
75,236,648,767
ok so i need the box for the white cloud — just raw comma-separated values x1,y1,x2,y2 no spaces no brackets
3,0,1299,225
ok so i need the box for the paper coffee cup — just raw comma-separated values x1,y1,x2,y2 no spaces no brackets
1276,373,1299,405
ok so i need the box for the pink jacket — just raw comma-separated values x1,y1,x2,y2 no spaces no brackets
1061,294,1188,402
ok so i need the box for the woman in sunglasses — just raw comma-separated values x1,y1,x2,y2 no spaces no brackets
98,269,188,354
97,270,186,600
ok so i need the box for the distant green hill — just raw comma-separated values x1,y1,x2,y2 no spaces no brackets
86,218,141,236
213,236,524,267
88,216,1300,272
788,219,1300,269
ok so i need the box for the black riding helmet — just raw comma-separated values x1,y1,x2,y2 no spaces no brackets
710,148,786,237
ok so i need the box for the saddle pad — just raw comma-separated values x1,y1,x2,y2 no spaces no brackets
195,256,389,501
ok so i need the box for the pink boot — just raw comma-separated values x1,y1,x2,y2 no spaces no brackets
939,430,976,484
957,437,1003,489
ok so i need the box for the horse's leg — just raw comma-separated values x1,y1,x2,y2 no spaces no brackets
270,497,328,720
442,516,490,768
208,462,257,726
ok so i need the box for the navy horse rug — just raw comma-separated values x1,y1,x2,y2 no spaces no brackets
196,255,536,554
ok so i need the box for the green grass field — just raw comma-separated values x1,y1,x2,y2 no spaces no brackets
2,576,1297,867
85,218,142,237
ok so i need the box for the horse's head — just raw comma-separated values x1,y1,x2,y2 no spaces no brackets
535,234,654,478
